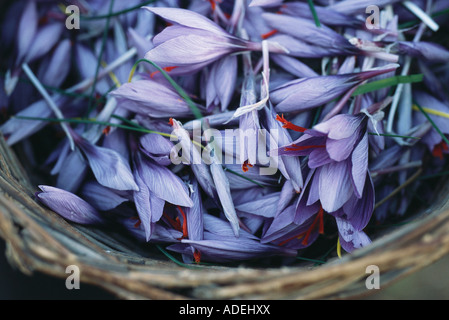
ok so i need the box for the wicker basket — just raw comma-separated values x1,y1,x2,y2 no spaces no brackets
0,133,449,300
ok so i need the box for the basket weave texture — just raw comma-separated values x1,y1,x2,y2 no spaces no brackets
0,135,449,300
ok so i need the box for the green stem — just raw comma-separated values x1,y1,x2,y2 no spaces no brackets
307,0,321,28
368,132,420,140
352,74,424,97
413,100,449,147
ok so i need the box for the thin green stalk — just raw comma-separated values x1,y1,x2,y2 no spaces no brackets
307,0,321,28
413,100,449,147
368,132,420,140
419,170,449,180
14,115,176,139
155,245,203,269
223,167,266,188
352,74,424,97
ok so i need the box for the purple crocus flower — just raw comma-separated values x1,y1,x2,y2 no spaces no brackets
72,131,139,192
110,78,201,118
36,185,103,225
397,41,449,63
80,181,130,211
168,213,296,263
277,113,372,212
131,135,193,241
204,54,238,112
327,0,402,15
280,2,363,28
142,7,284,76
270,64,399,113
139,133,175,166
262,12,358,56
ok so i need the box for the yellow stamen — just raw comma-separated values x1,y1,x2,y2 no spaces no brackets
337,238,342,259
412,104,449,119
101,61,121,88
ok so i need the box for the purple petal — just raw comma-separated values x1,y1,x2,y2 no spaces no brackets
140,133,174,166
24,22,64,63
262,12,355,53
177,237,296,263
351,133,369,198
56,150,88,193
236,192,280,218
137,154,193,207
16,0,38,63
133,171,165,241
271,74,359,113
313,114,366,140
110,79,194,118
143,7,230,37
281,2,363,27
319,162,353,212
184,179,204,242
398,41,449,62
39,39,72,88
210,161,240,237
336,217,372,253
80,181,129,211
341,174,375,230
77,139,139,191
329,0,402,15
37,185,102,225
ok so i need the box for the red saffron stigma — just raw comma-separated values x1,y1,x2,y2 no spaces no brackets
194,249,201,264
177,205,188,239
302,207,325,246
130,216,141,228
284,144,325,152
208,0,216,10
279,207,325,247
276,114,307,132
261,29,278,39
168,118,174,126
163,212,182,231
102,126,111,136
432,141,448,160
242,160,253,172
150,66,178,78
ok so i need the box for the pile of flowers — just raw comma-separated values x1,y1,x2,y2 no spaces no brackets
1,0,448,265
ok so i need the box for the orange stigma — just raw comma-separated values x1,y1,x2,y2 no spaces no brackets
284,144,325,152
278,206,325,247
177,206,188,239
150,66,178,78
102,126,111,136
261,29,278,39
242,160,254,172
194,249,201,264
432,141,448,160
276,114,308,132
302,206,324,246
